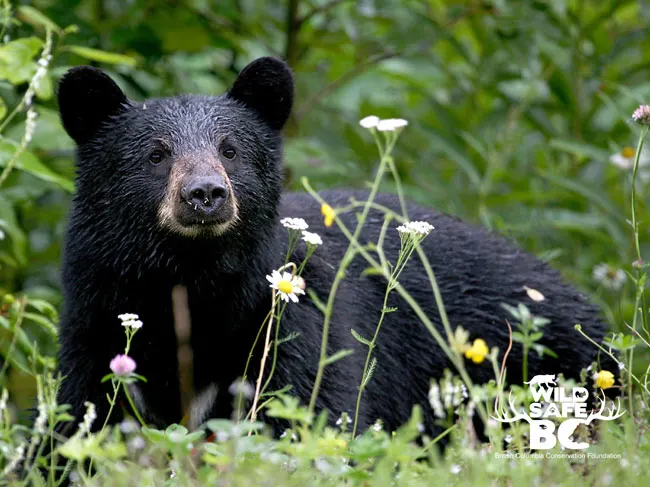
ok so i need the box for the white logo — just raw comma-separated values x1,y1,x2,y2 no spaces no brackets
492,374,625,450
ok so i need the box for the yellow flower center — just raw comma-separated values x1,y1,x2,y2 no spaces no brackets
321,203,335,227
277,280,293,294
621,147,635,158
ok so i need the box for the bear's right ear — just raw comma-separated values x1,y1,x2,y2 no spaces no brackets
58,66,128,145
228,57,294,131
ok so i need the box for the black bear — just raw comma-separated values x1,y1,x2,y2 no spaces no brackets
55,57,608,439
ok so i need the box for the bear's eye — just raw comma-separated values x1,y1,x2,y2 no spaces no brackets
222,147,236,160
149,150,165,165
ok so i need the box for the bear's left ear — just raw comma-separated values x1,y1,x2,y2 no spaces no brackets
228,57,294,131
58,66,128,145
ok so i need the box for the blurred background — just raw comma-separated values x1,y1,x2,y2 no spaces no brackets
1,0,650,413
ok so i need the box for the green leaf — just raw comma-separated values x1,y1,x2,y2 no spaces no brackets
6,107,74,151
141,427,166,442
361,357,377,388
0,139,74,191
17,6,62,34
0,315,53,372
64,46,137,66
265,395,313,425
0,37,43,85
26,298,59,322
501,303,520,320
58,430,127,461
529,331,544,342
533,344,558,358
351,328,371,346
23,312,58,337
605,333,642,351
538,171,621,219
428,132,481,190
360,266,384,277
0,196,28,266
277,331,301,346
260,384,292,398
0,97,6,121
321,349,354,366
33,72,53,100
549,139,610,162
511,331,526,343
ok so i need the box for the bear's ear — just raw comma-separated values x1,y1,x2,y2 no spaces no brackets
58,66,128,145
228,57,294,131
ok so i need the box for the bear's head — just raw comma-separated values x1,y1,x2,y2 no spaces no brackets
58,57,293,241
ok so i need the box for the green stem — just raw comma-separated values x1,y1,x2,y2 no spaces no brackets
522,342,529,384
303,180,489,425
259,302,287,398
90,382,119,475
351,280,393,437
417,423,457,457
0,0,11,43
122,382,147,426
574,325,646,394
239,307,274,420
630,126,648,264
307,135,399,413
387,156,408,219
0,298,27,381
628,125,649,417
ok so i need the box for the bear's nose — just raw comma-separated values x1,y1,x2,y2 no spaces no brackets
182,176,229,212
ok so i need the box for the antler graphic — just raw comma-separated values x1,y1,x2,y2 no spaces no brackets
492,392,533,424
585,394,625,424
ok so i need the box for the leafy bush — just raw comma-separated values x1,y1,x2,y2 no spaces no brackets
2,1,650,485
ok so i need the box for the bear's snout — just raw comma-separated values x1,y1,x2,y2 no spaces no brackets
157,159,240,237
181,176,229,214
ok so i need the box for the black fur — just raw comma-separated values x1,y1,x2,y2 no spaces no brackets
58,66,128,145
228,56,294,131
55,57,608,440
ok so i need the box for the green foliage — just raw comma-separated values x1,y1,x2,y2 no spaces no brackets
1,0,650,485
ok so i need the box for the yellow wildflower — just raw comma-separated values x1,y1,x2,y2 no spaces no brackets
464,339,489,364
594,370,615,390
321,203,335,227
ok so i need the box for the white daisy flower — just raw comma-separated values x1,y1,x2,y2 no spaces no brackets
302,230,323,246
266,270,306,303
359,115,380,129
609,146,650,170
280,217,309,231
450,464,461,475
592,263,626,291
377,118,408,132
396,221,434,237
